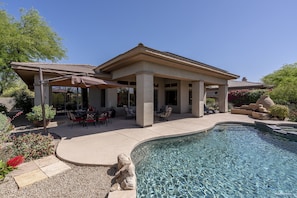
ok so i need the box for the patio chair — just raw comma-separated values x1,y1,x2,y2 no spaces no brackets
158,107,172,121
84,113,96,127
107,110,113,124
98,112,108,126
124,106,136,119
69,112,84,127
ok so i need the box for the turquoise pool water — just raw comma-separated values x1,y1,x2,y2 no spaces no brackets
131,124,297,197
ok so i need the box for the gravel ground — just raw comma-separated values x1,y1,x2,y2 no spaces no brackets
0,162,116,198
0,113,116,198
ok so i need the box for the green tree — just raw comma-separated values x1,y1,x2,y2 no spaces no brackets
0,8,67,94
262,63,297,104
262,63,297,86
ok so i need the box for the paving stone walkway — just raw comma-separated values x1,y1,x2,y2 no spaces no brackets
9,155,71,188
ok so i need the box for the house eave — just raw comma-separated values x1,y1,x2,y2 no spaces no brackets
95,43,239,80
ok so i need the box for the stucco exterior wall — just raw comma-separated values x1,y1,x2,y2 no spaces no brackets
112,61,227,85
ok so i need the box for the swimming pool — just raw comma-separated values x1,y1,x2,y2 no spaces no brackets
131,124,297,197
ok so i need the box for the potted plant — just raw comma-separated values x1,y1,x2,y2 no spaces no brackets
26,104,56,127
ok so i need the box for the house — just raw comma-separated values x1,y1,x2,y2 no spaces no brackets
11,43,239,127
207,77,272,99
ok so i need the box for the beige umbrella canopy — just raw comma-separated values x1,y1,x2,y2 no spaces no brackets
49,76,123,88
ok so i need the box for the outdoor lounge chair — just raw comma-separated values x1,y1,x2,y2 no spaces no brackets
98,112,108,126
158,107,172,121
204,104,216,115
84,113,96,127
124,106,136,119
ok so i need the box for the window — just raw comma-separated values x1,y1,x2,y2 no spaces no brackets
165,90,177,105
189,90,192,105
117,88,136,107
165,83,178,88
117,88,128,107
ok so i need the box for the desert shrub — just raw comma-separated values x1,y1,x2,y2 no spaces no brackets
288,104,297,122
10,133,54,161
13,89,34,113
0,113,13,145
228,89,249,107
289,110,297,122
26,104,56,122
206,98,217,109
247,90,267,103
228,89,267,107
0,146,14,162
269,105,289,120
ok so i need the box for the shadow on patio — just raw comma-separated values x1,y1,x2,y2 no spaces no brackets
11,112,211,140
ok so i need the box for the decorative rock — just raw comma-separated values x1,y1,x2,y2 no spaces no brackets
110,183,121,192
117,153,131,170
258,106,268,113
240,105,250,110
231,95,275,120
110,153,136,192
256,95,275,110
252,111,270,120
231,108,253,115
248,103,259,111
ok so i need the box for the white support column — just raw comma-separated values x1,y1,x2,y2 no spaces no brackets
179,80,189,113
154,78,165,111
204,86,207,103
191,81,205,117
218,85,228,112
136,72,154,127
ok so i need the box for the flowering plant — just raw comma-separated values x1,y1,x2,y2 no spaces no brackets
0,155,24,181
7,155,24,168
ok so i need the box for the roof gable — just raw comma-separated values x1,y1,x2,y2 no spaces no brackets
95,43,239,80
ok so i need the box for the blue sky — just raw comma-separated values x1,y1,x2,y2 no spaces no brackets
1,0,297,82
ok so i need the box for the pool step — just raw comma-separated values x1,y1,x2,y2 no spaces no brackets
255,121,297,141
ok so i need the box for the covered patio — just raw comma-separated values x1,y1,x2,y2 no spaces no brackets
11,43,239,127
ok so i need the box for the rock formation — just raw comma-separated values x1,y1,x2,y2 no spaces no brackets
231,95,275,120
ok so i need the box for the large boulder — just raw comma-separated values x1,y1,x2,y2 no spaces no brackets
231,108,253,115
251,111,270,120
256,95,275,110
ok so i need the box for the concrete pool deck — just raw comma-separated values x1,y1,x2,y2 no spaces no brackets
48,113,292,166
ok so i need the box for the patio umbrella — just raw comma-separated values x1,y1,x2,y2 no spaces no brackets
49,76,123,88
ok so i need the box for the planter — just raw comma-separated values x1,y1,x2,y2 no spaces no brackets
32,120,50,127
